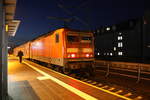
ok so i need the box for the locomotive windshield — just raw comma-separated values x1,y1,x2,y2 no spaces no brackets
81,36,92,43
81,37,92,41
67,35,79,42
67,34,92,43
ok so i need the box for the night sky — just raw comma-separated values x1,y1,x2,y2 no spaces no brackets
8,0,144,46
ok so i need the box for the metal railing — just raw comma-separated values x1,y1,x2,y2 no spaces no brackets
95,60,150,82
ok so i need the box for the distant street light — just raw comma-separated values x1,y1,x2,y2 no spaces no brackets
7,46,11,49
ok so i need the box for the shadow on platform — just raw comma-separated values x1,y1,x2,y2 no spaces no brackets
8,80,40,100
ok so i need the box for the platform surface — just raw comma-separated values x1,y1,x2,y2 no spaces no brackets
8,57,131,100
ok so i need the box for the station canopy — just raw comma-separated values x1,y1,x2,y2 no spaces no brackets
5,0,20,36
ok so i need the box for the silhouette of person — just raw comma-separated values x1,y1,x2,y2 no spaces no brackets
17,50,24,63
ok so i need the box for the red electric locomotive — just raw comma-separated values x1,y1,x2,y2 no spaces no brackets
14,28,95,76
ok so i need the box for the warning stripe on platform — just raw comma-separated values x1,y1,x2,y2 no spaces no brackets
23,61,98,100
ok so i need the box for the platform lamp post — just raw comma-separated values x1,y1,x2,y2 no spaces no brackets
0,1,4,99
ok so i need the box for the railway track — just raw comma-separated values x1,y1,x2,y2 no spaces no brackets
76,67,150,100
29,59,150,100
95,60,150,82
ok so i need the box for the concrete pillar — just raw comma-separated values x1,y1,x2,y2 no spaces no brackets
0,1,4,99
0,0,8,99
3,25,8,100
2,27,8,100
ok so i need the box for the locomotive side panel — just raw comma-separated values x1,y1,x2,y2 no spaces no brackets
30,37,49,62
49,28,65,66
30,28,65,66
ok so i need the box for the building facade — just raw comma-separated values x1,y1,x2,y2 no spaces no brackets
94,13,150,63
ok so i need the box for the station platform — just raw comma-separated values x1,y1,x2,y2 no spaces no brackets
8,56,137,100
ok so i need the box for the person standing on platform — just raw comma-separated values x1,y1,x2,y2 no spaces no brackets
17,50,24,63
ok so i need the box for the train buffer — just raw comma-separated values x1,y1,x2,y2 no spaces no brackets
8,56,133,100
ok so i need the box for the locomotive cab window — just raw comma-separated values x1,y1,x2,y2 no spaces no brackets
67,35,79,42
55,34,59,43
82,37,92,41
81,36,92,43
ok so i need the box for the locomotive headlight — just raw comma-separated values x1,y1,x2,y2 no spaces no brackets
71,54,75,58
86,54,90,57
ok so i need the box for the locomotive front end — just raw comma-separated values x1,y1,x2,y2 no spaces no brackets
63,30,95,76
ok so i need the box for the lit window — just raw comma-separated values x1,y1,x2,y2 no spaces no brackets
119,32,122,35
106,27,110,31
118,52,123,56
120,36,123,40
118,36,123,40
107,53,109,55
114,47,116,51
104,53,106,55
97,52,100,55
118,42,123,47
110,53,113,56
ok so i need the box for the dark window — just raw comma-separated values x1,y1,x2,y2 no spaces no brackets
67,35,79,42
56,34,59,43
82,37,92,41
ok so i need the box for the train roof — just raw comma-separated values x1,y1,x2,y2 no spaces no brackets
14,27,92,48
30,27,92,42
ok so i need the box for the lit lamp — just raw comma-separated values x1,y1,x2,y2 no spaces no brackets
113,47,116,51
5,25,8,32
106,27,110,31
7,46,11,49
